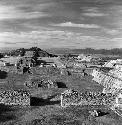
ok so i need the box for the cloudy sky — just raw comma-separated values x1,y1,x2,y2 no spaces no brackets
0,0,122,49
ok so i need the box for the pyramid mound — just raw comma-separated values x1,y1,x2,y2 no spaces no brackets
4,47,57,57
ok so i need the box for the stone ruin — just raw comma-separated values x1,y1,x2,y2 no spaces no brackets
38,79,57,89
61,89,118,108
24,78,57,89
0,89,30,106
92,68,122,94
60,89,122,118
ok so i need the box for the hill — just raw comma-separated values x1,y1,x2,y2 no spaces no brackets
3,47,57,57
46,48,122,56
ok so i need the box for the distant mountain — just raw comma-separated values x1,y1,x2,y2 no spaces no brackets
46,48,122,56
46,48,72,55
2,47,122,57
3,47,57,57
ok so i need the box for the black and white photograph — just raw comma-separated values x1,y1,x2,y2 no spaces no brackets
0,0,122,124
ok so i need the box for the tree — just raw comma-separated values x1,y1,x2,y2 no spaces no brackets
20,48,26,56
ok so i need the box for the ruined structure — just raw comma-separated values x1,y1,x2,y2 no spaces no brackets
92,68,122,94
0,56,36,74
108,69,122,80
61,89,120,109
90,62,122,116
0,90,30,106
103,59,122,68
15,57,36,74
77,54,92,62
115,64,122,71
24,78,57,89
24,51,35,57
17,57,36,68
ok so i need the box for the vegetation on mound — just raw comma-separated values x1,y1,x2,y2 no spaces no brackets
3,47,57,57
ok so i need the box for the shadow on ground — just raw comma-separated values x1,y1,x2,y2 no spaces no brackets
0,104,16,122
56,82,67,88
0,70,7,79
96,110,109,117
30,96,61,106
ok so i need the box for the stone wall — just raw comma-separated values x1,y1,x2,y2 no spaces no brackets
0,90,30,106
92,69,122,94
61,89,116,108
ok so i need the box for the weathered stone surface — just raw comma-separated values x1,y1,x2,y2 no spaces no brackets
61,89,116,108
0,90,30,106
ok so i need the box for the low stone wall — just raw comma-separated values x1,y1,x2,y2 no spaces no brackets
0,66,9,72
0,66,21,74
61,89,116,108
0,90,30,106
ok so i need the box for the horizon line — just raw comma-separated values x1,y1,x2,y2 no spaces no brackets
0,47,122,51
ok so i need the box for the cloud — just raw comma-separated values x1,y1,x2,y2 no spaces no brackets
0,31,106,43
51,22,101,28
4,41,31,44
83,12,107,17
0,5,50,20
110,37,122,48
0,30,112,49
104,29,120,35
0,30,82,42
82,7,107,17
111,37,122,42
0,27,121,49
4,42,17,45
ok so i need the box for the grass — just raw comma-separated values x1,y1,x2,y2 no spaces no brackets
0,66,122,125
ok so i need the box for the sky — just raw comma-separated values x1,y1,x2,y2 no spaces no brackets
0,0,122,49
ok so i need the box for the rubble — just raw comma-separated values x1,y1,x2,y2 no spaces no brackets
115,64,122,71
108,69,122,81
24,78,57,89
89,110,99,117
38,79,57,89
103,59,122,68
77,54,92,62
89,110,109,117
